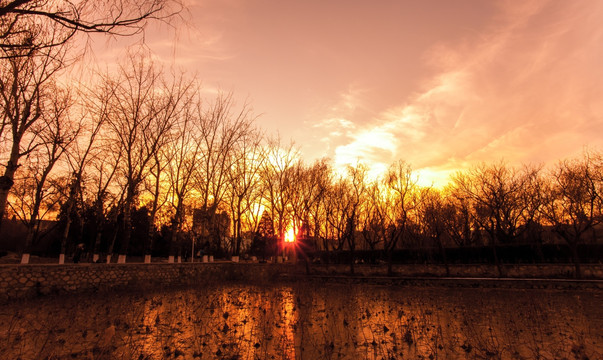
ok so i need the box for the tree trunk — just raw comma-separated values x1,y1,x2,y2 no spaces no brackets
92,231,103,263
144,213,154,264
386,230,399,277
106,217,120,264
0,178,13,233
21,186,44,264
569,242,582,279
491,239,504,277
233,199,243,256
386,250,394,277
169,205,182,262
169,227,179,263
347,231,355,275
59,217,71,264
234,213,241,256
0,145,21,234
487,225,505,277
437,235,450,277
59,200,75,264
144,224,154,263
118,196,133,264
144,233,154,264
21,224,36,264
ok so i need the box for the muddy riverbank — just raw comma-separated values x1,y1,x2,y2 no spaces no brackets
2,262,603,302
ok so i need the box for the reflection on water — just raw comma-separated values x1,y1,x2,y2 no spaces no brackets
0,283,601,359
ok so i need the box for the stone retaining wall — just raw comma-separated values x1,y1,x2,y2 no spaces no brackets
1,262,601,302
311,263,603,279
0,263,299,302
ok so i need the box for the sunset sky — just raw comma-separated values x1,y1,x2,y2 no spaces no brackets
94,0,603,186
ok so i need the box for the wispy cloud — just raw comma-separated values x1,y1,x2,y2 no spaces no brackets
321,0,603,185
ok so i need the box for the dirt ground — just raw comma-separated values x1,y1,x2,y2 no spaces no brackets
0,282,601,359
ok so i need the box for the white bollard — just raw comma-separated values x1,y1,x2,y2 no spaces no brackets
202,255,208,263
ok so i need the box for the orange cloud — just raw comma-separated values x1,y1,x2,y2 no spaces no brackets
323,0,603,185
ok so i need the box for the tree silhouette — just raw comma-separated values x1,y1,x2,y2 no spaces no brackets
542,153,602,278
0,0,181,54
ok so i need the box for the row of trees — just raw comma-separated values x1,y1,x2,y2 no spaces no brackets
2,47,602,277
1,0,182,263
1,3,601,279
280,155,602,279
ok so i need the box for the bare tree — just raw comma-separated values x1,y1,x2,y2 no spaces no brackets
57,87,106,264
359,181,388,255
73,76,124,263
8,84,78,263
143,75,192,263
287,158,330,269
518,165,547,260
320,163,367,272
303,159,331,253
451,162,537,277
541,153,602,278
0,0,182,53
284,161,306,250
440,190,474,248
226,126,264,256
239,160,267,247
382,160,419,276
86,146,122,263
192,92,255,258
104,50,183,263
7,165,64,258
144,144,171,254
162,86,202,263
323,176,350,257
417,188,450,276
259,138,299,259
0,41,66,232
343,163,368,274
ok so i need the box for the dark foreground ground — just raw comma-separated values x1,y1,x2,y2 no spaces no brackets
0,281,601,360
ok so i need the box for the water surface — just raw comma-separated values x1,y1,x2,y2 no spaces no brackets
0,282,601,359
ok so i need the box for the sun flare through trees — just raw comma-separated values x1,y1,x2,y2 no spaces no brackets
0,8,602,276
0,48,602,275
